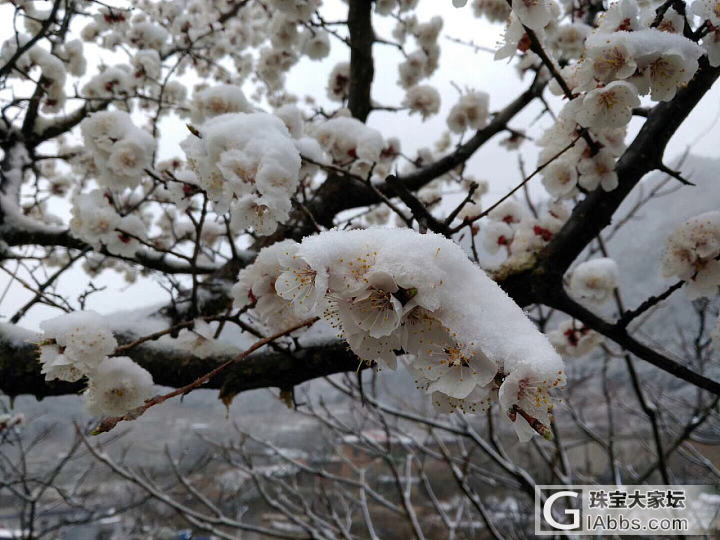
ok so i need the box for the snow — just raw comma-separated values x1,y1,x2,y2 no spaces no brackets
235,227,565,440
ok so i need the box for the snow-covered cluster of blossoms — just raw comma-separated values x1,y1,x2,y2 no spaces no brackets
568,257,619,305
69,190,146,258
313,116,385,177
232,228,565,441
180,112,302,235
37,311,155,416
0,33,69,113
661,211,720,299
81,111,156,191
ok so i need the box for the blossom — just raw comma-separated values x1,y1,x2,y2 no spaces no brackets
275,246,330,316
511,0,554,31
646,51,699,102
38,310,118,377
86,356,155,416
690,0,720,26
568,258,619,304
175,320,218,359
403,85,441,120
447,91,490,133
541,159,578,199
583,34,638,84
547,319,603,357
327,62,350,101
578,150,618,192
105,214,146,258
661,211,720,298
69,190,121,249
301,29,330,60
314,117,384,165
499,364,565,441
701,29,720,67
181,112,300,229
575,81,640,130
190,85,252,125
483,221,515,254
234,228,563,439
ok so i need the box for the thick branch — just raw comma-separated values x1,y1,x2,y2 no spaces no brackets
0,326,361,401
347,0,374,121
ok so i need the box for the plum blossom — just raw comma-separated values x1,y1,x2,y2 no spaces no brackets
661,211,720,298
85,356,155,416
548,319,604,357
575,81,640,130
403,85,441,120
578,150,619,192
235,228,564,439
568,258,619,304
447,91,490,133
38,311,118,380
511,0,554,31
690,0,720,26
542,159,578,199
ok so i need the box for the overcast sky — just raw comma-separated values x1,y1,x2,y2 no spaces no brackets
2,1,720,331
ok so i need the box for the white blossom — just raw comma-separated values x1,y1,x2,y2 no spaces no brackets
568,258,619,304
86,356,155,416
575,81,640,130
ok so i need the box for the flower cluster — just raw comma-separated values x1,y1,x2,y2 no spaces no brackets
180,112,302,234
455,0,709,202
80,111,156,191
37,311,154,416
661,211,720,298
233,229,565,441
482,199,571,266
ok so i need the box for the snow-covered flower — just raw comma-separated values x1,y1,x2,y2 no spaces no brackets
190,84,252,125
275,245,329,316
234,228,564,440
69,190,121,248
575,81,640,130
483,221,515,254
175,320,219,359
568,258,619,304
86,356,155,416
690,0,720,26
314,117,384,165
81,111,155,190
181,112,301,228
38,311,118,377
